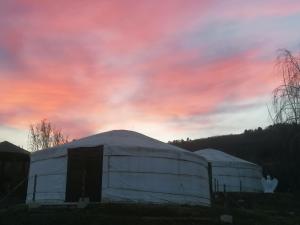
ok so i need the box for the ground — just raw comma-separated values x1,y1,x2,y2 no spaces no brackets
0,193,300,225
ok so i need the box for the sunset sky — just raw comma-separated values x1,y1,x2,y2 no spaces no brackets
1,0,300,149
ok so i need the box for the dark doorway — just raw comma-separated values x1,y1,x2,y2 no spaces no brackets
65,146,103,202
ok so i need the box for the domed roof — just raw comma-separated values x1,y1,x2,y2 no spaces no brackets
0,141,29,155
194,148,255,165
31,130,194,162
54,130,186,152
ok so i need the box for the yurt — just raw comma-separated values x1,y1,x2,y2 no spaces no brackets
26,130,210,206
194,149,263,193
0,141,30,204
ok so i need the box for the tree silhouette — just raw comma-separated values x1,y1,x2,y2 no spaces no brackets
28,119,68,151
271,49,300,124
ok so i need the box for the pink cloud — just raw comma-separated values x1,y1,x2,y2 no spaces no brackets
212,1,300,21
130,48,277,119
0,0,294,143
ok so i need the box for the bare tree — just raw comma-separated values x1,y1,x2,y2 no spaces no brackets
28,119,69,151
271,49,300,125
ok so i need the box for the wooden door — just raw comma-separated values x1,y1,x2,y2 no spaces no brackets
65,146,103,202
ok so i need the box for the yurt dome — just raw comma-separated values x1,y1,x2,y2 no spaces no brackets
0,141,29,204
194,149,263,193
27,130,210,206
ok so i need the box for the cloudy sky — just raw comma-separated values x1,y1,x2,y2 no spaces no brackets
1,0,300,148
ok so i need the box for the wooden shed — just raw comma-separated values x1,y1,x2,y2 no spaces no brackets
0,141,30,204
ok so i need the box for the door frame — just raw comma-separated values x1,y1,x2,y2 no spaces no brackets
65,145,103,202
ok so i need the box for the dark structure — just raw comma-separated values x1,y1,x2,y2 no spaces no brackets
66,146,103,202
0,141,29,205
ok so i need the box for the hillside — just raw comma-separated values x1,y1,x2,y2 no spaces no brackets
170,124,300,192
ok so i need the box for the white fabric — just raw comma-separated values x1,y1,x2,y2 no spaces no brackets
26,156,67,203
102,145,210,206
31,130,185,162
195,148,263,193
261,175,278,193
27,130,210,206
195,149,255,164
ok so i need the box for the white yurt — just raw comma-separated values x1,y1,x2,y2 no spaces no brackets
26,130,210,206
194,149,263,193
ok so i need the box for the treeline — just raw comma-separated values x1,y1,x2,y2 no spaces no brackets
169,124,300,192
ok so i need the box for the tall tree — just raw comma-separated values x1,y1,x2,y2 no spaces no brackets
271,49,300,125
28,119,69,151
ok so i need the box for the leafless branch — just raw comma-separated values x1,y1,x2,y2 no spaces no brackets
271,49,300,125
28,119,69,151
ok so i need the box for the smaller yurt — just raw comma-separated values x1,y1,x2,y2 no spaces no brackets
194,149,263,193
0,141,30,204
27,130,210,206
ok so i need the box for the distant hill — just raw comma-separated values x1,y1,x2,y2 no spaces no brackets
169,124,300,192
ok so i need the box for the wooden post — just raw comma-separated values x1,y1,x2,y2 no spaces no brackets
81,170,87,198
240,180,242,193
32,174,37,202
214,178,216,193
207,162,213,200
223,184,228,212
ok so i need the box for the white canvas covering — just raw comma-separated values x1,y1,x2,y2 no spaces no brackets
27,130,210,206
194,149,263,193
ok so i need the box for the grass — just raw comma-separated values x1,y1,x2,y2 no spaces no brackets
1,193,300,225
